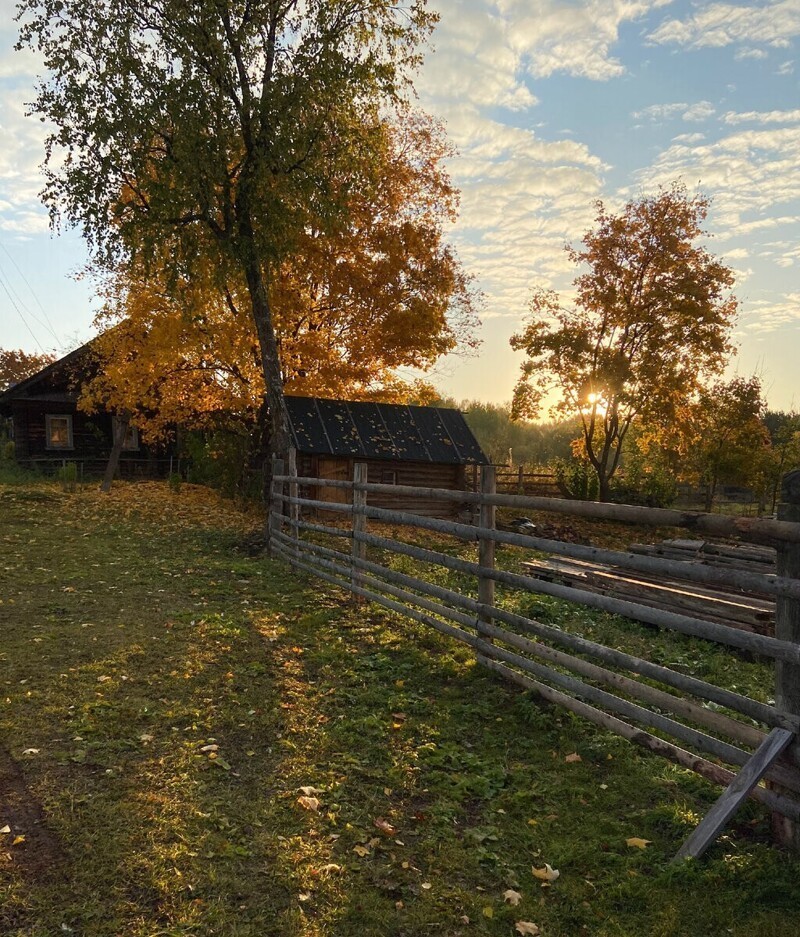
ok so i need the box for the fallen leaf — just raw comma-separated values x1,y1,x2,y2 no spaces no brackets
353,844,370,857
21,748,40,755
565,752,582,763
504,889,523,906
317,863,341,874
297,796,320,812
626,837,651,850
532,863,560,882
298,892,312,902
0,825,10,834
200,744,219,753
482,906,494,918
421,882,432,890
298,786,324,797
12,835,25,846
374,817,396,835
515,922,540,936
460,915,470,924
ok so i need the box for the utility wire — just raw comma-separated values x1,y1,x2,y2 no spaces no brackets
0,276,50,355
0,257,62,348
0,242,62,346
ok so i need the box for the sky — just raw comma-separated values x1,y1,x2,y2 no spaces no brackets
0,0,799,411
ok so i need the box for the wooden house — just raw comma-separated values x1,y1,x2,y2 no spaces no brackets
285,396,489,517
0,342,165,475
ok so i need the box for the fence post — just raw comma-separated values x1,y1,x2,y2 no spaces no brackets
288,446,299,559
773,468,800,848
351,462,368,601
268,456,284,557
477,464,497,644
517,464,524,494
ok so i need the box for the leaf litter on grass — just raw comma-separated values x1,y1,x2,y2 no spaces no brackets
1,478,800,936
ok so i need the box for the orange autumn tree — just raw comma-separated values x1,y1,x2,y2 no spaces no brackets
0,349,56,392
511,184,737,502
81,113,478,446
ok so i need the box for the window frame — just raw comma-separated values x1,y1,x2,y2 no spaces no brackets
45,413,74,450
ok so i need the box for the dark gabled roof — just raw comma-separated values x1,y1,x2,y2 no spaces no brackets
0,341,95,414
285,396,489,465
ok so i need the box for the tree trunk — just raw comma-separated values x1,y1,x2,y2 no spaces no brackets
242,257,291,461
100,411,130,493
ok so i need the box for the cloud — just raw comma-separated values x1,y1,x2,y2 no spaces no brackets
738,292,800,331
633,101,716,122
501,0,674,81
722,108,800,124
636,126,800,221
648,1,800,50
734,47,770,60
0,85,52,235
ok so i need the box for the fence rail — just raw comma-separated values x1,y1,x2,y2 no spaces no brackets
270,460,800,860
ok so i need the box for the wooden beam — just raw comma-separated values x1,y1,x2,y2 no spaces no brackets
673,728,795,862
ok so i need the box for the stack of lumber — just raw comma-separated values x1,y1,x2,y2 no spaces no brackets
628,538,776,574
521,541,776,635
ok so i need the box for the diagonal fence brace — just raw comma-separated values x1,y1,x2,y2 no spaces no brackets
673,727,795,863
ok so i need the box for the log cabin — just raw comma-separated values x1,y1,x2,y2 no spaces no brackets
285,395,489,517
0,342,168,475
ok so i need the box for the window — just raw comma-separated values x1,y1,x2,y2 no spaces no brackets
45,414,73,449
380,469,397,485
113,417,140,451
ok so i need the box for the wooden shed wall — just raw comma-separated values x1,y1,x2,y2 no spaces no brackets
297,453,477,518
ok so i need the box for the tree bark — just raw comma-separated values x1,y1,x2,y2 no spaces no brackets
100,411,130,493
239,244,290,453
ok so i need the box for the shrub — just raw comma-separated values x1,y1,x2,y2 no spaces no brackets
553,458,599,501
57,462,78,492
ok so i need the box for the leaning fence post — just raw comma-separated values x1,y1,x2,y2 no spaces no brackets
351,462,368,601
773,468,800,849
268,457,285,558
477,464,497,646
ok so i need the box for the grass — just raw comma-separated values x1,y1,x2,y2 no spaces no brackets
1,475,800,936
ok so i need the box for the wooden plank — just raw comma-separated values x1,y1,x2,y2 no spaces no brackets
673,728,795,862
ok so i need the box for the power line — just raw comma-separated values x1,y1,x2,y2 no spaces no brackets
0,242,62,346
0,275,50,355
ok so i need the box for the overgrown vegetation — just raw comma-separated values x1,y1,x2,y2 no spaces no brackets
2,478,800,936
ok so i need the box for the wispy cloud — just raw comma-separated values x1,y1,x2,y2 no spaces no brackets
633,101,716,122
722,108,800,124
648,1,800,50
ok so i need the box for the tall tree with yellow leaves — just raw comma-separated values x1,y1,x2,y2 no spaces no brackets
18,0,439,464
80,114,478,448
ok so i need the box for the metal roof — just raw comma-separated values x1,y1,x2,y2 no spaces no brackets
285,396,488,465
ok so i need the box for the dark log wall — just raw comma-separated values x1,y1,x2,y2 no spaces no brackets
10,399,155,470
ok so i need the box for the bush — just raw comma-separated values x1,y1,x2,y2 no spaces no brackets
553,458,599,501
168,472,182,494
57,462,78,492
182,429,262,501
1,439,14,461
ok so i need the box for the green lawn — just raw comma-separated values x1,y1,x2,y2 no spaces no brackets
2,475,800,936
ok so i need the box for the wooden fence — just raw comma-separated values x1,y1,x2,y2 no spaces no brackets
268,459,800,861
